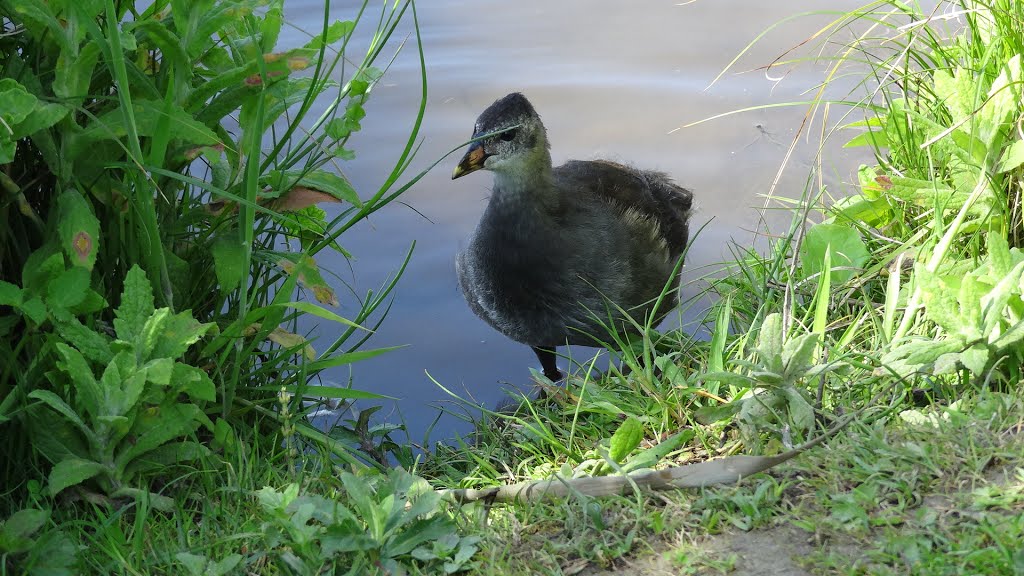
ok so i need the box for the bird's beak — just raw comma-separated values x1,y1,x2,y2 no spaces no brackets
452,142,487,180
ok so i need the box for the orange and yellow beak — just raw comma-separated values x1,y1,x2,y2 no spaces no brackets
452,142,488,179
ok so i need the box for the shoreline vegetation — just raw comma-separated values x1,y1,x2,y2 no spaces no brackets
2,1,1023,574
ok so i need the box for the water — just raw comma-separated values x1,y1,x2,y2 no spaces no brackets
280,0,870,444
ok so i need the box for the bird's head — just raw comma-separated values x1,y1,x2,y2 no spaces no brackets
452,93,548,179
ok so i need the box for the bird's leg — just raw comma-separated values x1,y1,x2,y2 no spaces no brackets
531,346,564,381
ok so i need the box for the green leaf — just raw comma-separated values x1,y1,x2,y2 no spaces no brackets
77,100,219,148
0,281,22,307
56,190,101,270
960,344,990,376
46,266,91,311
19,297,47,326
782,387,815,435
143,358,174,386
621,429,695,473
114,265,155,344
0,79,38,129
978,54,1022,148
267,169,359,206
12,100,69,138
171,363,216,402
119,404,204,467
27,390,94,441
608,417,643,464
306,20,355,49
755,313,784,374
781,333,821,381
48,458,106,496
52,314,113,364
54,343,102,418
800,224,869,285
0,508,48,541
997,140,1024,174
211,236,246,292
53,41,102,105
149,311,213,361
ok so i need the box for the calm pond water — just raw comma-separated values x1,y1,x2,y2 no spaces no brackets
280,0,869,444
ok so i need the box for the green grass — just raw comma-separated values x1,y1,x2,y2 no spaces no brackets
4,0,1024,574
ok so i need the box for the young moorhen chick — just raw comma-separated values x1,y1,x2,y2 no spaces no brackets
452,93,693,381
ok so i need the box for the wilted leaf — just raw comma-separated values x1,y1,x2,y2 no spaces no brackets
277,255,339,306
266,327,316,361
56,190,100,270
270,186,342,212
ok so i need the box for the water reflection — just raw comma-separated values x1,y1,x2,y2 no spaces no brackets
281,0,870,444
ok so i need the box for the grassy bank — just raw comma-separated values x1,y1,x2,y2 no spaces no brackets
3,1,1024,575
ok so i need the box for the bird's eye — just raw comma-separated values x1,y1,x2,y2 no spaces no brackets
499,129,517,142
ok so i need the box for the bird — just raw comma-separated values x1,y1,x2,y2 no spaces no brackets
451,93,693,382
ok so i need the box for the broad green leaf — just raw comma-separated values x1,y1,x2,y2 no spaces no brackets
997,140,1024,174
800,224,869,285
12,100,68,138
56,190,100,270
77,100,219,148
781,333,821,381
27,390,93,441
0,79,37,129
0,508,48,541
46,266,91,311
960,344,990,376
981,261,1024,338
916,264,963,334
19,297,47,325
708,296,731,375
978,54,1022,148
22,245,64,294
306,20,355,50
150,311,213,361
52,314,113,364
211,236,246,292
48,458,106,496
139,308,170,361
620,429,695,474
144,358,174,386
755,313,784,374
53,41,102,105
175,552,208,576
266,169,359,206
782,387,815,435
700,371,753,387
54,343,102,418
124,441,212,477
843,130,887,149
171,363,216,402
119,403,204,466
608,417,643,464
949,129,987,165
692,399,741,422
114,265,155,344
0,281,22,307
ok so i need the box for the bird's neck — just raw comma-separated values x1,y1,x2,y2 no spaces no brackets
490,148,559,213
